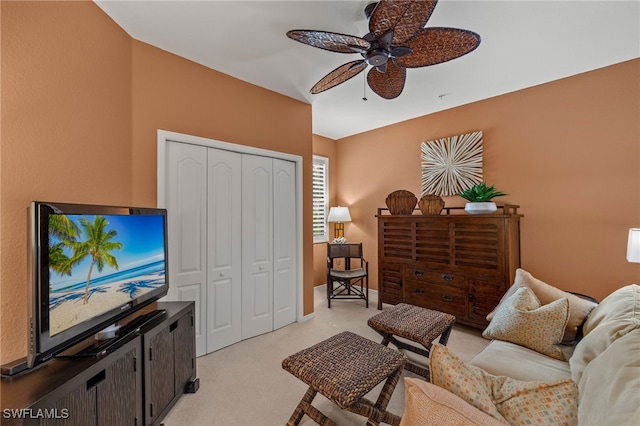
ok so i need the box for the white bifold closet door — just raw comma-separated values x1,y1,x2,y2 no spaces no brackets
166,142,208,356
165,141,296,357
207,148,242,353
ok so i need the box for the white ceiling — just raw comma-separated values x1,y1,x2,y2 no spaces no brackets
94,0,640,140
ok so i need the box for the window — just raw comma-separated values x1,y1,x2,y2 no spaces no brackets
312,156,329,243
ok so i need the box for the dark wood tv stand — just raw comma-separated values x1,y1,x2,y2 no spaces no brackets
0,301,198,426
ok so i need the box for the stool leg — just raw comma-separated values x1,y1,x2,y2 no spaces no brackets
287,387,317,426
379,333,391,347
366,365,403,426
439,324,454,346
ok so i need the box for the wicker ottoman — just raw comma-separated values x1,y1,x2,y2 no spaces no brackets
282,331,407,426
367,304,456,379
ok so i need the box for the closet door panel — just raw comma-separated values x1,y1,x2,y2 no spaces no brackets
207,149,242,353
273,159,297,329
166,142,208,357
241,155,274,339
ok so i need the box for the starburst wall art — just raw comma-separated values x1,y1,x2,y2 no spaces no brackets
421,131,483,197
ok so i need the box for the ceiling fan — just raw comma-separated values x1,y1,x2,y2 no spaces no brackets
286,0,480,99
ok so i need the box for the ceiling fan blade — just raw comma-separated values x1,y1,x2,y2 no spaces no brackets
367,60,406,99
390,46,413,58
311,60,367,94
395,27,481,68
378,30,394,49
287,30,370,54
369,0,438,45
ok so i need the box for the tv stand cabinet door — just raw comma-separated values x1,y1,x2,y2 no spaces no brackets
35,337,141,426
173,311,196,395
146,327,175,425
39,382,96,426
143,301,196,426
96,343,141,425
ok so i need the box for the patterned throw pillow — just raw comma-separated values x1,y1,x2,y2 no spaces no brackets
400,378,508,426
482,286,569,360
430,343,578,426
486,268,597,344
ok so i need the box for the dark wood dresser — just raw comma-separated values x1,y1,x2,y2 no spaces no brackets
376,205,522,329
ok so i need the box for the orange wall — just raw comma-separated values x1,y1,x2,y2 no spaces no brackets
312,135,338,286
0,1,313,364
1,1,133,365
334,59,640,302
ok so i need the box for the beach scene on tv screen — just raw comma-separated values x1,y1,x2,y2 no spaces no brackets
48,213,166,336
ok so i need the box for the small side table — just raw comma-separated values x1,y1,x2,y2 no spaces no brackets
368,303,456,379
282,331,406,426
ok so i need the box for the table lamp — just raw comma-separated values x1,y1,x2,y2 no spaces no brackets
328,206,351,242
627,228,640,263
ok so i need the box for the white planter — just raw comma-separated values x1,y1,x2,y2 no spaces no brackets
464,202,497,214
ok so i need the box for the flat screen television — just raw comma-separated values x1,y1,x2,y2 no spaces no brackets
27,201,169,369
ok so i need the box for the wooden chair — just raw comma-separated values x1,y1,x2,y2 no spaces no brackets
326,243,368,308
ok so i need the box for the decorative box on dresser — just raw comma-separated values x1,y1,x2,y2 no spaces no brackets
376,205,522,329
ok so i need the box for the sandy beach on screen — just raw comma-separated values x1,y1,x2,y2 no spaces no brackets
49,275,158,335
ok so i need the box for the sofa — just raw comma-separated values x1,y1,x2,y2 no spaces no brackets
400,269,640,426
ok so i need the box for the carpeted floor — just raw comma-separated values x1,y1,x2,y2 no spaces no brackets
162,287,490,426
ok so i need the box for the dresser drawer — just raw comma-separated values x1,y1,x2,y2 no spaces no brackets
404,280,467,318
403,268,466,288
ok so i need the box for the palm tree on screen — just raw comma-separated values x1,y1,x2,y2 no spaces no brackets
67,215,123,304
48,215,81,278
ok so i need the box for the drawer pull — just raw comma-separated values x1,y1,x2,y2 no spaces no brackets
413,288,425,295
442,274,455,281
441,294,454,302
413,270,424,277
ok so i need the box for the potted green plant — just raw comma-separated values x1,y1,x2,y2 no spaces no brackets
458,183,507,214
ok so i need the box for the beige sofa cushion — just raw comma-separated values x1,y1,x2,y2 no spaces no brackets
430,343,578,426
570,284,640,383
577,329,640,426
400,378,508,426
581,283,640,335
470,340,572,382
482,287,569,360
487,268,597,343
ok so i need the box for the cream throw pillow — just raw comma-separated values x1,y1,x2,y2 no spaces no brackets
400,378,508,426
429,343,578,426
487,268,597,344
482,286,569,360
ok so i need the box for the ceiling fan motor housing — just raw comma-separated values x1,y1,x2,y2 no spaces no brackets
365,47,388,67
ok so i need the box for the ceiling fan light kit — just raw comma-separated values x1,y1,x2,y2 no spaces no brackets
286,0,480,100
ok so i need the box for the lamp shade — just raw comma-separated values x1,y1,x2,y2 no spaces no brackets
327,206,351,223
628,228,640,263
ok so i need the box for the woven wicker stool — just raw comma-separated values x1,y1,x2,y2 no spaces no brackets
282,331,407,426
367,304,456,380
